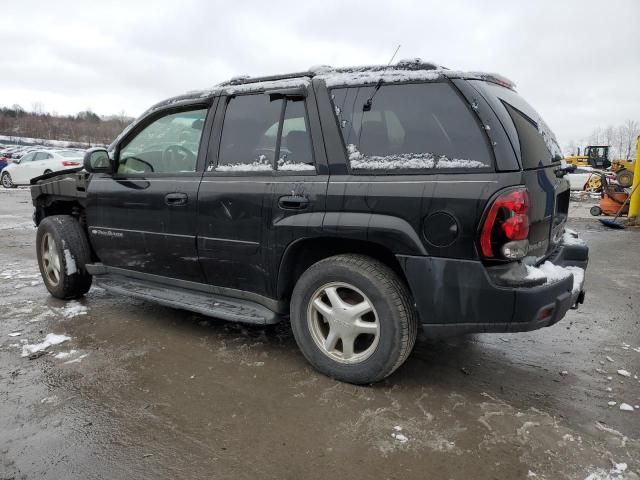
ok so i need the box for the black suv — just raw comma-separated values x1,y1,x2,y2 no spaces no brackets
30,60,588,384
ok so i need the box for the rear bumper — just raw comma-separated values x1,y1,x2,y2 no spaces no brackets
397,236,588,338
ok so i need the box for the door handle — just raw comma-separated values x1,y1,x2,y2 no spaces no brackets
278,195,309,210
165,192,188,206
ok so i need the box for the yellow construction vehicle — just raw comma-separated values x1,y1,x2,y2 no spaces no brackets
565,145,635,188
611,159,635,188
565,145,611,169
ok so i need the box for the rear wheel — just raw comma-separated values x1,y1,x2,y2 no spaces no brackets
36,215,92,299
290,254,417,384
590,205,602,216
1,172,15,188
617,169,634,188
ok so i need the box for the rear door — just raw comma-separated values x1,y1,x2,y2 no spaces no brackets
470,81,568,258
86,104,213,282
197,88,328,299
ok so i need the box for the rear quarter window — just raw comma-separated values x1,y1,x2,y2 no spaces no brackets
331,82,494,174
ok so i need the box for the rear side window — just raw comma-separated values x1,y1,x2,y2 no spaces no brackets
216,95,315,173
502,102,562,169
331,82,493,173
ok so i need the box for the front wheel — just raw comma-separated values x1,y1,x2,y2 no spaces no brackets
290,254,417,384
1,172,16,188
36,215,92,299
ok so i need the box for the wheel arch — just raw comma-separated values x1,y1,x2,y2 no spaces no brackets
276,236,412,301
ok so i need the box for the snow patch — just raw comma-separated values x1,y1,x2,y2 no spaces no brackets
346,144,487,170
63,249,77,275
563,230,586,247
21,333,71,357
619,403,634,412
525,261,584,295
617,369,631,377
54,350,78,360
391,432,409,443
277,159,315,171
215,155,273,172
8,332,22,337
60,301,88,318
318,69,441,87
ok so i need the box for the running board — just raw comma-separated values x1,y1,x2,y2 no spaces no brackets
94,274,279,325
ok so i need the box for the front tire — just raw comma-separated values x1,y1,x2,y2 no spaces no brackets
36,215,92,299
1,172,16,188
590,205,602,216
290,254,417,384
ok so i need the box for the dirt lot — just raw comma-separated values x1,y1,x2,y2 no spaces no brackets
1,187,639,480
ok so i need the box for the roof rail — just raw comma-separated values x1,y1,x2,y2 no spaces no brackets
218,71,313,87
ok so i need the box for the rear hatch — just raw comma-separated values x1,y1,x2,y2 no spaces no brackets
470,80,569,259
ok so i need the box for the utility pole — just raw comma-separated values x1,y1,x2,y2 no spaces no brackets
628,136,640,225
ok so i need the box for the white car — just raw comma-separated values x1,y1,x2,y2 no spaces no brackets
1,149,84,188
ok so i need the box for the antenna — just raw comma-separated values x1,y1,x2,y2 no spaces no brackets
363,44,401,112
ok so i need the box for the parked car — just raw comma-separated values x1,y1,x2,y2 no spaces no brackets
30,61,588,384
1,149,84,187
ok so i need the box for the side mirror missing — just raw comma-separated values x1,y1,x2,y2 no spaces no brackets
83,148,113,173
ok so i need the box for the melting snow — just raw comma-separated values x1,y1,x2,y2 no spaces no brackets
277,159,315,171
617,369,631,377
60,301,88,318
391,432,409,443
21,333,71,357
563,231,586,247
8,332,22,337
346,144,487,170
54,350,78,360
525,261,584,295
619,403,634,412
215,155,273,172
317,69,441,88
63,249,77,275
584,462,628,480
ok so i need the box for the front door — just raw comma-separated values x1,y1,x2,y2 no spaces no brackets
86,104,213,283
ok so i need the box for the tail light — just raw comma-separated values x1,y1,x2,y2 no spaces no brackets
480,187,530,259
62,160,81,167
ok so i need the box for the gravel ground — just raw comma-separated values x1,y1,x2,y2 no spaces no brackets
1,187,639,480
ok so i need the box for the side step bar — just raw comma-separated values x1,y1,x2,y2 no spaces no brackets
92,272,279,325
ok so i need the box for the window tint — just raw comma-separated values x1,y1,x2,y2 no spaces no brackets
277,99,314,172
217,95,282,172
118,108,207,174
503,102,560,169
332,83,492,172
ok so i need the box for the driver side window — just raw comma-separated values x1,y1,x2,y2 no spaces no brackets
118,108,208,174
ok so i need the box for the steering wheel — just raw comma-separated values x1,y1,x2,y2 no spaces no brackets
163,145,196,170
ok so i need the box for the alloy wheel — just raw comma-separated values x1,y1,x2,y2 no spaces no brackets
306,282,380,364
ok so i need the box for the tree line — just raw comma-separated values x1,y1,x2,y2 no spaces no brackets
0,105,133,146
564,120,639,160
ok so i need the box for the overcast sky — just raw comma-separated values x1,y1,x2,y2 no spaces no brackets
1,0,638,145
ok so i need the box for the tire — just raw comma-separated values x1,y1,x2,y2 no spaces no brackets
590,205,602,216
36,215,92,299
616,169,634,188
1,172,16,188
290,254,417,384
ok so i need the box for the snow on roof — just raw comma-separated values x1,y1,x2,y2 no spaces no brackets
109,61,514,150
